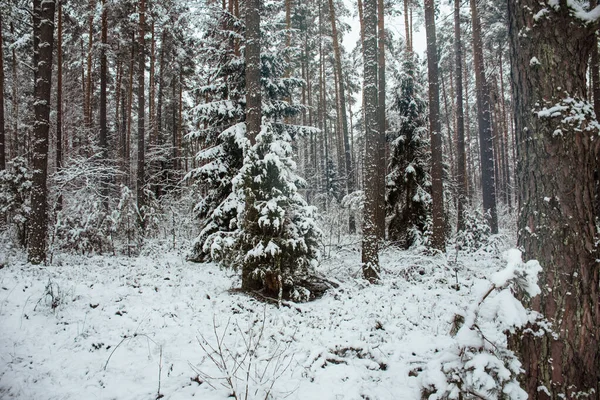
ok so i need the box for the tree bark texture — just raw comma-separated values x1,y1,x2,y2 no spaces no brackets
328,0,355,233
137,0,146,226
245,0,261,146
470,0,498,233
85,0,95,129
454,0,467,231
100,0,108,206
28,0,56,264
424,0,445,250
507,1,600,397
0,14,5,170
361,0,379,281
241,0,263,290
376,0,386,239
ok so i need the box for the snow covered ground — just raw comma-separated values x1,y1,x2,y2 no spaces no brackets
0,237,517,399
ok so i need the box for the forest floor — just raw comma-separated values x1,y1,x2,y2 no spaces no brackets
0,236,513,400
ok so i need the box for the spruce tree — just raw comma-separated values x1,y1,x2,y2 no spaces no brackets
387,52,431,248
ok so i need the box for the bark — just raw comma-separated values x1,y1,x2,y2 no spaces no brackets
241,0,262,290
137,0,146,227
56,0,63,208
424,0,445,250
156,29,166,196
10,22,17,159
85,0,95,128
149,21,156,149
441,73,454,177
0,14,5,170
376,0,386,239
499,53,512,211
28,0,56,264
404,0,411,53
454,0,467,230
470,0,497,233
361,0,379,281
328,0,355,232
99,0,108,207
245,0,261,146
357,0,365,49
507,1,600,397
126,32,135,185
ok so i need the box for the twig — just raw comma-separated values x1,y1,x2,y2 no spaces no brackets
104,335,130,371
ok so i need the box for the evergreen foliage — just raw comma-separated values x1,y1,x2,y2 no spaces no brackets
386,53,432,248
207,123,322,301
187,3,315,265
0,157,32,247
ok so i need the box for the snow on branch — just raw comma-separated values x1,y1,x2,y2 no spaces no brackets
418,250,546,400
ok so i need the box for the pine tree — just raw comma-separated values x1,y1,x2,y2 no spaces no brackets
28,0,56,264
424,0,446,250
507,0,600,396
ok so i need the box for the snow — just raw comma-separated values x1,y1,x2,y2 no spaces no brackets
0,236,539,399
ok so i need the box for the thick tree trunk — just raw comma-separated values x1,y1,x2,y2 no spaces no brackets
507,1,600,397
137,0,146,227
28,0,56,264
376,0,386,239
424,0,445,250
470,0,497,233
361,0,379,281
0,14,5,170
454,0,467,230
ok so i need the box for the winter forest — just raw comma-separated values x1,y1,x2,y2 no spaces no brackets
0,0,599,398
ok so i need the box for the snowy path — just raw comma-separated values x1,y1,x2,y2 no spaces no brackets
0,245,505,399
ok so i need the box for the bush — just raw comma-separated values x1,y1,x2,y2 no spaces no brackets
419,250,545,399
0,157,33,247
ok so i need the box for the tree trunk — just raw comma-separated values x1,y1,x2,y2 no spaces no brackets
404,0,411,53
245,0,261,146
0,14,5,170
28,0,56,264
498,52,512,211
328,0,355,232
99,0,108,207
507,1,600,397
424,0,445,250
357,0,365,49
241,0,262,290
137,0,146,227
454,0,467,230
56,0,63,208
85,0,95,129
10,22,17,160
361,0,379,281
470,0,497,233
376,0,386,239
125,32,135,186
